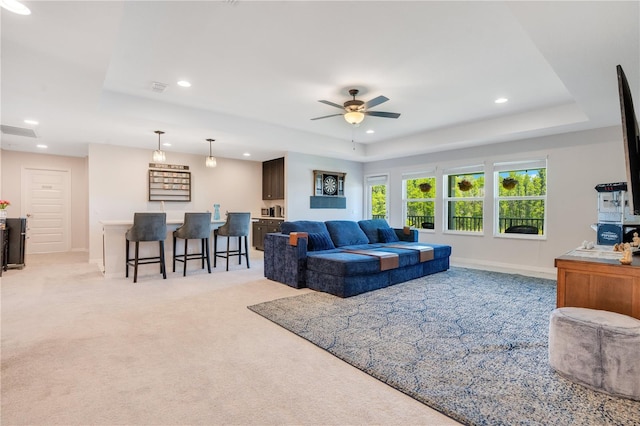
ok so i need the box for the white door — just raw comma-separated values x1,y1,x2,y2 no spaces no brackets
22,168,71,254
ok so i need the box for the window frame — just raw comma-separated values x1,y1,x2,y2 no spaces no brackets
365,174,389,220
493,160,547,240
402,171,436,232
443,165,485,235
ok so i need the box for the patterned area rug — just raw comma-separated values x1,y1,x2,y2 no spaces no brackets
249,267,640,425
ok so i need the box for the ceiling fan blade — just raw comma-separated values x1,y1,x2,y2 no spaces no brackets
364,95,389,109
311,113,343,120
318,100,345,110
365,111,401,119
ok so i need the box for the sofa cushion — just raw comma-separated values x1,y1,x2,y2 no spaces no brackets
280,220,328,235
358,219,392,243
378,227,400,243
307,251,382,276
326,220,370,247
307,232,336,251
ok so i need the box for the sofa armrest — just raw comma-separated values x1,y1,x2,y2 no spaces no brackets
264,233,308,288
395,227,418,242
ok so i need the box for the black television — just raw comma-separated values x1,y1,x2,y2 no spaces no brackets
619,64,640,216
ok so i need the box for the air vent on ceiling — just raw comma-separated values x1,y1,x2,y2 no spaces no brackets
151,81,169,93
0,125,38,138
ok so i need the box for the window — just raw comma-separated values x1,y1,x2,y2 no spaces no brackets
366,175,388,220
402,172,436,230
444,167,484,233
494,160,547,236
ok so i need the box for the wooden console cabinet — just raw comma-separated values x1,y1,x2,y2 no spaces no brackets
555,254,640,319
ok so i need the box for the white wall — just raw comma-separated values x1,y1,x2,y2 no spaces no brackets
88,144,262,264
0,150,89,251
285,151,364,221
364,126,626,276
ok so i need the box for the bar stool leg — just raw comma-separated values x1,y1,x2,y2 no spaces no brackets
201,238,205,269
160,240,166,279
226,236,230,271
205,237,211,273
134,241,140,283
183,239,188,277
213,230,218,268
244,235,250,268
173,236,177,272
126,240,130,278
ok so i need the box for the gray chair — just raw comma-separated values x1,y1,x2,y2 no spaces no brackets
173,212,212,276
125,212,167,283
214,212,251,271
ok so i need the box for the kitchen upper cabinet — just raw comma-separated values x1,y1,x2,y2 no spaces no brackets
262,157,284,200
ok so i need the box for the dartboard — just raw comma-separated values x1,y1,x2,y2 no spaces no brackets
323,175,338,195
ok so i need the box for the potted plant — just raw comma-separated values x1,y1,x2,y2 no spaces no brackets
419,182,432,193
502,177,518,190
457,179,473,192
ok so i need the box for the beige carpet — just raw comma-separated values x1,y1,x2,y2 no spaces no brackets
1,250,459,425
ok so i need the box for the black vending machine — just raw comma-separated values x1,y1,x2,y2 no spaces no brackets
6,218,26,269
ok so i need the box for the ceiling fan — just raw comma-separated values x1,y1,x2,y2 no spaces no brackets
311,89,401,125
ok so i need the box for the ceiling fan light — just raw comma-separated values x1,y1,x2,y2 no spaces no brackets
344,111,365,125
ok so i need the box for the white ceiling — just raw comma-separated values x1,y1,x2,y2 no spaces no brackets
1,1,639,162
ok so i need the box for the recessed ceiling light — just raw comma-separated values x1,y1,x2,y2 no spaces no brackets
162,142,171,147
36,144,47,149
366,129,375,134
495,97,508,104
24,119,39,125
1,0,31,15
243,152,251,157
177,80,191,88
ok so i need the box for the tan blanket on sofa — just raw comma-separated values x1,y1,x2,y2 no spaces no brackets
341,250,399,271
383,244,434,262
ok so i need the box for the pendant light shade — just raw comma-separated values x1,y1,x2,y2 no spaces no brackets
206,139,217,168
153,130,166,162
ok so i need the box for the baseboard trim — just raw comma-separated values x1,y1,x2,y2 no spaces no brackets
450,256,557,280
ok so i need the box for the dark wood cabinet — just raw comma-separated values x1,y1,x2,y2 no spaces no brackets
253,218,283,250
262,157,284,200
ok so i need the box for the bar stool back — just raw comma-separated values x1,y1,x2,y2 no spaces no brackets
173,212,212,276
125,212,167,283
214,212,251,271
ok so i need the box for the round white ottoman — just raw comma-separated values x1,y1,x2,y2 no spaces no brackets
549,307,640,400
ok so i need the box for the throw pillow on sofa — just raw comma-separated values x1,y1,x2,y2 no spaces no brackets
378,227,400,243
307,232,336,251
358,219,393,243
325,220,370,247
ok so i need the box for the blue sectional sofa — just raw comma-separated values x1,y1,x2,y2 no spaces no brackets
264,219,452,297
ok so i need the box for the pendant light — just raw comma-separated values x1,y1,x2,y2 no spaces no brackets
205,139,217,168
153,130,166,162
